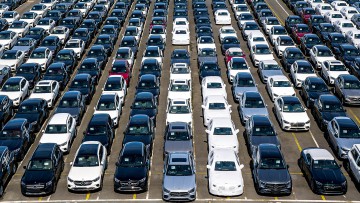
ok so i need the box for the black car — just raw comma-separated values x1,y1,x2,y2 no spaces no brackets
281,47,306,72
105,17,121,31
120,36,138,55
15,63,41,89
139,59,162,79
114,142,150,192
351,58,360,79
146,35,165,53
110,9,126,23
21,143,64,196
174,9,188,19
53,49,77,73
0,118,32,160
199,61,221,80
94,34,114,55
54,3,71,14
123,114,154,152
87,45,108,65
0,95,13,128
221,36,241,54
40,36,61,55
100,25,119,42
314,23,336,42
80,19,98,36
72,28,91,47
0,146,17,197
337,44,360,68
130,10,145,22
87,11,103,25
299,34,322,56
130,92,157,123
195,26,213,38
68,73,95,104
44,10,64,24
77,58,102,83
43,63,69,90
59,17,80,34
308,15,325,31
170,49,190,65
24,27,47,46
252,144,292,195
136,74,160,102
285,15,303,33
55,91,86,124
82,114,114,153
14,98,48,133
300,76,330,108
193,8,209,19
195,16,211,30
325,33,348,55
298,147,347,194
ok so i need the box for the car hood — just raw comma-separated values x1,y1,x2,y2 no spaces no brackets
210,134,238,148
130,109,156,118
282,112,309,122
40,133,71,145
272,87,296,96
30,93,53,101
164,140,192,153
262,70,283,78
308,91,325,100
251,136,280,147
0,59,17,66
198,56,217,63
296,73,317,81
257,168,291,183
343,89,360,98
14,113,39,123
16,73,36,82
242,108,268,117
321,111,346,121
115,166,147,181
0,139,22,151
336,138,360,151
22,170,54,184
211,171,243,185
123,134,152,146
163,175,196,191
68,166,102,181
312,168,346,184
0,91,21,100
234,87,258,96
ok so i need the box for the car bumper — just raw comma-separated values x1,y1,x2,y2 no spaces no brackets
282,122,310,131
258,185,291,195
172,39,189,45
163,191,196,201
114,181,146,192
209,186,243,196
315,184,347,195
216,20,231,25
344,97,360,105
68,179,101,191
21,184,53,196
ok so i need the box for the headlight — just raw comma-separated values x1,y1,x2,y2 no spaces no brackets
139,177,146,183
68,177,74,182
273,93,279,97
259,181,266,187
114,177,120,183
306,120,311,124
92,177,100,182
45,180,53,186
59,141,67,146
163,188,170,193
188,188,195,193
283,120,290,124
322,119,329,124
342,181,347,187
21,181,26,186
212,184,217,187
315,180,323,186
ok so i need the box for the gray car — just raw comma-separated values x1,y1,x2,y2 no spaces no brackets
164,122,193,158
11,37,36,57
232,72,258,101
258,60,284,83
333,74,360,105
327,117,360,159
197,48,217,66
239,91,269,124
162,152,196,201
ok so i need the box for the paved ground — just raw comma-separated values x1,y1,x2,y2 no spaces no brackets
2,0,360,202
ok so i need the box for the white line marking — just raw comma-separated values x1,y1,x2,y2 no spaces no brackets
309,130,319,147
272,0,290,16
47,196,51,201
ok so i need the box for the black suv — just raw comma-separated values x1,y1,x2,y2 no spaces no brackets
130,92,157,124
114,142,150,192
0,146,17,197
21,143,64,196
123,114,154,152
68,73,96,104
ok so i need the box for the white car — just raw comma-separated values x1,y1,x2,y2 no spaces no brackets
345,30,360,47
307,0,324,9
0,31,18,50
247,32,267,49
67,141,107,192
64,39,85,58
262,17,281,35
250,44,275,66
237,13,254,29
215,9,231,25
269,26,288,45
20,12,41,27
201,76,227,103
2,11,20,25
141,46,163,66
234,4,250,18
8,21,30,38
170,63,191,81
207,148,244,196
167,79,191,101
315,3,333,16
0,76,29,106
41,0,58,9
124,26,141,42
36,18,56,33
258,60,284,83
0,4,9,17
166,98,192,125
173,18,189,30
172,27,190,45
0,50,25,71
94,93,122,127
320,60,350,84
30,4,49,17
197,36,216,51
289,60,317,87
219,26,237,41
74,2,91,16
227,57,250,82
331,0,348,11
309,45,336,68
333,19,355,35
40,113,76,152
324,11,345,25
206,117,239,152
102,75,127,105
202,95,231,126
27,47,53,71
266,75,296,101
50,26,70,44
340,6,359,19
114,47,135,67
274,36,296,57
29,80,60,108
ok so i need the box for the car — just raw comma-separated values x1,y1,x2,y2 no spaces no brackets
207,148,244,196
149,16,166,29
285,15,303,34
120,36,139,55
337,44,360,68
239,91,269,124
102,75,127,106
201,76,227,102
0,50,25,72
195,26,213,38
340,6,359,20
298,147,347,194
68,74,95,104
308,15,326,31
274,36,296,57
173,17,189,30
351,13,360,28
49,26,70,45
128,18,144,34
67,141,107,192
324,11,345,25
146,35,165,53
130,92,157,123
214,9,231,25
224,47,245,64
266,75,296,102
346,144,360,184
21,143,64,196
252,144,292,195
80,19,98,37
345,30,360,48
293,1,311,15
325,33,348,55
14,98,48,132
77,58,102,84
333,74,360,105
43,10,64,25
168,79,191,101
8,21,30,38
261,17,281,35
0,31,17,50
289,60,316,88
197,36,216,52
43,63,69,90
24,27,46,46
15,63,41,89
197,48,218,66
300,76,330,108
11,37,36,58
35,18,56,33
269,26,288,46
281,47,306,72
55,91,86,124
172,27,190,45
29,80,60,108
87,45,109,66
94,93,122,127
257,60,283,83
206,117,239,151
163,122,193,157
237,13,254,29
320,60,349,85
141,46,163,66
122,114,154,151
169,49,190,66
334,19,355,36
291,24,312,43
232,72,258,101
27,47,52,71
150,25,167,40
162,152,196,201
53,50,77,73
66,9,83,22
314,23,335,43
0,147,16,197
136,74,160,102
244,115,280,154
124,26,141,42
0,76,29,107
94,34,114,55
0,95,13,127
166,97,192,124
219,26,237,41
114,142,150,192
247,32,267,50
299,34,323,56
250,44,275,67
170,63,191,81
110,60,132,85
309,45,336,69
315,3,333,16
114,47,135,68
72,28,91,47
199,61,221,80
0,66,10,87
64,39,85,59
2,11,20,25
220,36,241,55
202,95,231,126
173,9,187,20
331,1,348,11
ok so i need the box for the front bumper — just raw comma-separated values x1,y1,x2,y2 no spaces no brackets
68,179,101,191
344,97,360,105
258,182,292,195
209,185,243,196
314,183,347,195
282,122,310,131
21,183,53,196
163,190,196,201
172,39,189,45
114,180,146,192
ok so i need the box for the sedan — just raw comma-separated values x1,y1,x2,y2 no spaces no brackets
29,80,59,108
333,74,360,105
266,75,296,101
0,76,29,107
320,60,349,85
8,21,30,38
290,60,317,87
14,98,48,132
0,50,25,72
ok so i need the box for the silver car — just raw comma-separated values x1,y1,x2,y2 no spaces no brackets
258,60,284,83
333,74,360,105
164,122,193,158
239,91,269,124
232,72,258,101
163,152,196,201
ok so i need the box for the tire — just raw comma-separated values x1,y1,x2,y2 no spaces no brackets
310,179,317,194
0,184,4,197
12,162,18,175
306,99,310,108
52,181,57,194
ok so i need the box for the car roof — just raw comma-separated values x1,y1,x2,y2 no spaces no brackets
168,152,190,165
206,95,227,103
74,73,90,80
334,117,358,128
244,91,262,99
63,90,81,98
252,115,272,126
90,113,111,124
78,142,100,155
211,148,236,162
303,148,334,160
307,76,326,83
99,93,116,102
139,74,156,80
204,76,223,82
4,118,27,129
281,96,301,103
134,92,154,100
129,114,150,124
168,122,188,131
269,75,288,81
210,117,233,127
340,74,358,81
49,113,71,124
21,98,43,105
32,143,57,159
122,142,144,155
258,144,282,159
319,94,340,103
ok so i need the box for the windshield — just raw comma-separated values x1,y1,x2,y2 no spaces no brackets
17,66,34,73
86,125,107,136
19,104,38,113
119,155,144,167
332,36,347,43
273,80,292,87
138,81,156,88
329,64,346,71
74,154,99,167
71,80,88,88
298,64,314,73
38,20,50,25
97,100,115,110
116,52,129,59
280,39,294,46
56,54,71,60
264,63,280,70
256,47,271,54
245,99,265,108
207,82,222,88
172,52,188,59
59,99,78,108
172,67,189,73
339,128,360,138
260,157,286,169
201,63,219,70
144,50,160,57
312,159,339,169
274,28,286,34
213,127,233,135
167,131,189,141
215,161,236,171
253,126,275,136
230,51,243,57
1,52,17,59
52,29,65,34
126,125,149,134
170,83,190,91
322,102,344,112
104,82,121,91
1,83,19,91
282,102,305,112
343,81,360,89
15,40,30,46
0,130,21,139
41,39,56,46
3,13,13,18
132,100,153,109
28,159,53,170
45,124,67,134
22,13,34,19
166,164,192,176
317,50,332,56
344,48,360,56
74,31,88,37
237,78,255,87
309,83,328,92
151,28,164,34
96,38,110,44
288,52,303,59
34,85,51,93
169,105,190,113
209,102,226,110
65,42,80,48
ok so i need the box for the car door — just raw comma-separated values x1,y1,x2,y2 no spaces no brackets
1,151,10,183
302,153,313,182
52,149,60,180
312,99,322,122
115,94,121,115
68,117,76,140
20,79,26,100
99,146,106,172
275,98,282,119
328,120,339,147
349,148,360,182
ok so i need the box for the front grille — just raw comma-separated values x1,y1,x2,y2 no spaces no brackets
266,183,287,190
324,184,342,191
170,192,188,197
120,181,139,186
291,122,305,127
26,184,44,189
74,181,92,186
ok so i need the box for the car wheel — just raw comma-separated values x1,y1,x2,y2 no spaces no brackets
310,179,317,194
52,181,57,194
0,184,4,197
306,99,310,108
11,162,18,175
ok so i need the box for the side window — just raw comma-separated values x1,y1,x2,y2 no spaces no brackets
352,149,359,161
69,118,73,129
99,147,104,161
305,153,311,164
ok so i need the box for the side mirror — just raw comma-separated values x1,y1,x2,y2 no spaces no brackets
255,84,258,87
41,130,45,133
228,105,232,109
201,105,205,109
235,129,239,134
339,164,342,168
94,107,96,110
70,162,73,166
304,108,308,111
83,131,86,135
239,164,244,170
205,129,211,134
206,165,210,169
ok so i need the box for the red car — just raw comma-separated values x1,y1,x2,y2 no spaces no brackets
225,47,245,64
291,24,311,43
149,17,166,29
300,8,316,24
109,60,132,84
